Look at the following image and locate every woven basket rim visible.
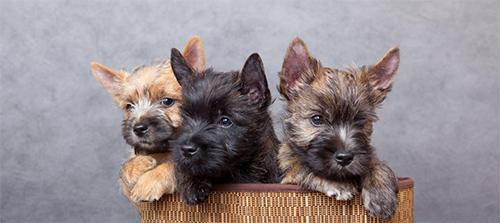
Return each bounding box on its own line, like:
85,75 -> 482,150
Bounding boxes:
212,177 -> 413,192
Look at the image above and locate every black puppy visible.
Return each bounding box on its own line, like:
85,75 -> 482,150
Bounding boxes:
170,48 -> 280,205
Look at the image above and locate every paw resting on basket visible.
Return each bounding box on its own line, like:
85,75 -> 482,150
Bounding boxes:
179,179 -> 212,206
362,187 -> 398,219
324,182 -> 358,201
121,155 -> 177,202
301,173 -> 358,201
361,169 -> 399,219
131,172 -> 164,202
121,155 -> 157,189
130,163 -> 176,202
361,157 -> 399,219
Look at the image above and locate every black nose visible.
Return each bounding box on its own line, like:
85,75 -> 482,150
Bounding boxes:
335,152 -> 354,166
181,145 -> 198,157
133,123 -> 149,137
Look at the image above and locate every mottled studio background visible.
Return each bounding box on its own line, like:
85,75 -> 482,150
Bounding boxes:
1,1 -> 498,222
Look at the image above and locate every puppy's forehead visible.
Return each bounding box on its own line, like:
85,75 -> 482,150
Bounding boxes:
121,61 -> 182,103
187,70 -> 239,102
182,70 -> 241,117
294,68 -> 372,117
323,68 -> 364,96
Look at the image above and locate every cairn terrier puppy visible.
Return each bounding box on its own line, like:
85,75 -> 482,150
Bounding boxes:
90,36 -> 205,207
170,48 -> 280,205
278,38 -> 399,219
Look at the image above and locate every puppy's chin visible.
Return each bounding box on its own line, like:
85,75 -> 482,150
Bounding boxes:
295,145 -> 371,181
127,139 -> 172,155
123,131 -> 175,154
175,158 -> 209,177
174,146 -> 229,178
309,158 -> 369,181
122,122 -> 179,154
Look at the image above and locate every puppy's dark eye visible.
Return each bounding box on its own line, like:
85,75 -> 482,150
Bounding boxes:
125,103 -> 134,110
218,117 -> 233,128
161,98 -> 175,107
310,115 -> 324,126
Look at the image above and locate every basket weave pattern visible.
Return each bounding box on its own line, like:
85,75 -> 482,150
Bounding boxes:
141,177 -> 413,223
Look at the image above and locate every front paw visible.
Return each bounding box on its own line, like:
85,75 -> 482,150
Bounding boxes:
362,187 -> 398,219
360,157 -> 399,219
121,155 -> 157,189
180,181 -> 212,205
304,174 -> 358,201
323,182 -> 358,201
130,171 -> 175,202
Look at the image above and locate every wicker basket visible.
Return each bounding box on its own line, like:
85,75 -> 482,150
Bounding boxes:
140,177 -> 413,223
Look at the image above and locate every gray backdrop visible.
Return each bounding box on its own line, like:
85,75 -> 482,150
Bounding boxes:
1,0 -> 498,222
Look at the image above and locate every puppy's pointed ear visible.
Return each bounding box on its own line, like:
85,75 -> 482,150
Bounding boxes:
90,62 -> 125,96
171,48 -> 196,87
182,36 -> 206,72
365,47 -> 400,104
279,38 -> 316,99
241,53 -> 271,109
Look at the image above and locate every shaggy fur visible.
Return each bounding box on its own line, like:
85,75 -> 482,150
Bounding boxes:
278,38 -> 399,219
171,48 -> 280,205
90,36 -> 205,209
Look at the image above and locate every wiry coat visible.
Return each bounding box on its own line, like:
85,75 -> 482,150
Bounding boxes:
278,38 -> 400,219
90,36 -> 205,210
171,49 -> 280,205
